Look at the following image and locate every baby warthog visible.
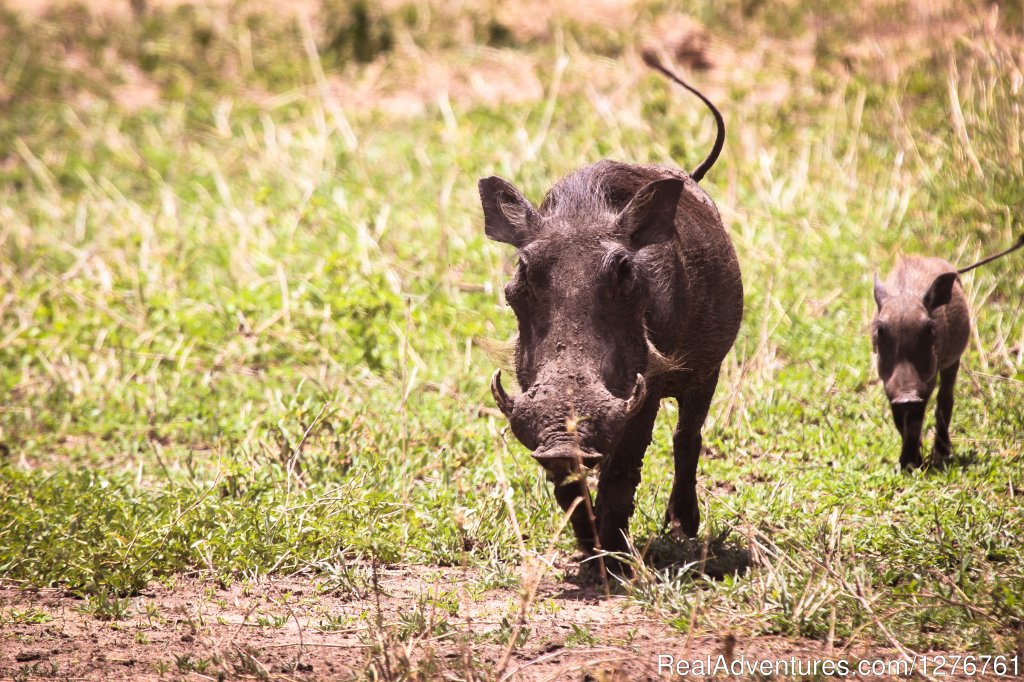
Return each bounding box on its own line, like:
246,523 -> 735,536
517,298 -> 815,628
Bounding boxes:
872,235 -> 1023,468
480,53 -> 742,573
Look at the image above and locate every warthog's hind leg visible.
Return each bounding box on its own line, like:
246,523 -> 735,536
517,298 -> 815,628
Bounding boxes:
666,368 -> 720,538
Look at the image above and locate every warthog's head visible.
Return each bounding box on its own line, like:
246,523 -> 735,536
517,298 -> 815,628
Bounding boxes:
480,168 -> 683,474
872,270 -> 958,411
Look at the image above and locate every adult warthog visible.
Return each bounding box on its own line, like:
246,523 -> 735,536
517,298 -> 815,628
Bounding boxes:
480,52 -> 743,573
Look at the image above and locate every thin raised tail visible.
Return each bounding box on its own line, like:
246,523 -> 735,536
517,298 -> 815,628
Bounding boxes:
641,49 -> 725,183
957,234 -> 1024,274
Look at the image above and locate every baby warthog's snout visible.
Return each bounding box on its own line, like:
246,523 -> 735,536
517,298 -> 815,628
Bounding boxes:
889,394 -> 926,406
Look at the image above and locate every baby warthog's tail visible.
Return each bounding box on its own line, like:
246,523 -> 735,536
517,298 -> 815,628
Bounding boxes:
641,48 -> 724,184
957,233 -> 1024,275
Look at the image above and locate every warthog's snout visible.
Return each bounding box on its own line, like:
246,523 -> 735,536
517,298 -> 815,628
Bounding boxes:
491,369 -> 647,422
890,395 -> 926,406
531,444 -> 602,474
890,399 -> 926,427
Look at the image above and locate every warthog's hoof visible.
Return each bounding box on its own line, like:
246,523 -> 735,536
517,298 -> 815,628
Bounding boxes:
929,441 -> 953,469
665,497 -> 700,538
899,451 -> 923,470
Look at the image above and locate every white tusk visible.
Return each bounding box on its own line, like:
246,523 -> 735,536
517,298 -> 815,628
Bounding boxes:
491,369 -> 515,418
624,373 -> 647,418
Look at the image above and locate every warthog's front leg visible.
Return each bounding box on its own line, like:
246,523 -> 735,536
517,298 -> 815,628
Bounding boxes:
892,399 -> 928,469
593,392 -> 661,571
550,469 -> 595,553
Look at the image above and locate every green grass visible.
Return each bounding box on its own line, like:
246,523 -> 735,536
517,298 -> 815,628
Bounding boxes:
1,0 -> 1022,664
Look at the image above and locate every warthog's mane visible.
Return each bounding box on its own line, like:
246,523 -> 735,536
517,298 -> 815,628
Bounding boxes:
537,161 -> 663,224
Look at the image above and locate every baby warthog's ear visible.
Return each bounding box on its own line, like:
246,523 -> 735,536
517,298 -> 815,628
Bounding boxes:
616,177 -> 684,250
873,273 -> 889,309
479,176 -> 540,248
923,271 -> 958,312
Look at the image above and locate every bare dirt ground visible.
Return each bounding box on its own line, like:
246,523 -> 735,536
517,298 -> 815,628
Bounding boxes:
1,560 -> 922,681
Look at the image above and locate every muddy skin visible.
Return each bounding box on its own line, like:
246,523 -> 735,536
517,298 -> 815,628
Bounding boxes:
872,257 -> 970,469
481,160 -> 743,575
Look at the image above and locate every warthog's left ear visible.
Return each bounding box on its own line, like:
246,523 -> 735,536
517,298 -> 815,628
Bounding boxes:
479,176 -> 540,248
923,271 -> 958,312
617,177 -> 684,250
873,273 -> 889,309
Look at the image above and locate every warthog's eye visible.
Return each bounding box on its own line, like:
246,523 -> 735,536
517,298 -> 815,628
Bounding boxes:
507,253 -> 546,304
873,325 -> 889,349
602,249 -> 635,292
516,256 -> 529,282
920,321 -> 935,345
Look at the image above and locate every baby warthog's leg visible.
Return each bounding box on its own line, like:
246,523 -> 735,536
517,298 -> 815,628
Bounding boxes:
931,360 -> 960,465
892,399 -> 927,469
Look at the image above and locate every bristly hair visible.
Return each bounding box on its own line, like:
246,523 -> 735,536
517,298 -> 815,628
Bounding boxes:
537,163 -> 621,224
475,336 -> 516,378
645,338 -> 690,378
537,161 -> 687,234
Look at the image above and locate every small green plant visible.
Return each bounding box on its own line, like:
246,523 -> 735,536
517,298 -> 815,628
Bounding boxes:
13,661 -> 59,681
255,613 -> 289,629
1,608 -> 52,625
565,623 -> 599,648
174,653 -> 216,674
317,612 -> 353,632
139,601 -> 163,627
483,616 -> 531,648
397,596 -> 453,642
78,590 -> 131,621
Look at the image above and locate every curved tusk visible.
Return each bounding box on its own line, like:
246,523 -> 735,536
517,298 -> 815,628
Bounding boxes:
491,369 -> 515,418
624,373 -> 647,418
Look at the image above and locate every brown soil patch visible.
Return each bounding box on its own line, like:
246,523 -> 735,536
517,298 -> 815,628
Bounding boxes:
1,561 -> 943,681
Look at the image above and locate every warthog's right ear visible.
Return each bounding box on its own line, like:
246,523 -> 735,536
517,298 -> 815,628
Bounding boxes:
873,273 -> 889,309
479,176 -> 540,248
923,271 -> 958,312
617,177 -> 684,250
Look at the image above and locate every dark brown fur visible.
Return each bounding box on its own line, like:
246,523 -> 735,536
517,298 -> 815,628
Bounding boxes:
872,257 -> 970,468
481,158 -> 742,567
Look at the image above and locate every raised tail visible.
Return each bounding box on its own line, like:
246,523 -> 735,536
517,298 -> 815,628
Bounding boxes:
641,48 -> 725,183
957,234 -> 1024,275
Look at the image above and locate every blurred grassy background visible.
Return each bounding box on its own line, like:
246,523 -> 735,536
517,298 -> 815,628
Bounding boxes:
0,0 -> 1022,664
